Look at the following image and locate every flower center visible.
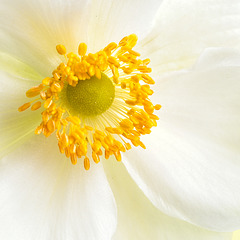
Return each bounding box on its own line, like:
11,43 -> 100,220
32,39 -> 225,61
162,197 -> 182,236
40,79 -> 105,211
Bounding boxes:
18,34 -> 161,170
65,73 -> 115,116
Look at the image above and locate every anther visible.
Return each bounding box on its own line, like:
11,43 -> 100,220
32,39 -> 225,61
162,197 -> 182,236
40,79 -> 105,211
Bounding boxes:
84,157 -> 90,170
78,43 -> 87,56
26,84 -> 44,98
18,102 -> 31,112
56,44 -> 67,55
31,101 -> 42,111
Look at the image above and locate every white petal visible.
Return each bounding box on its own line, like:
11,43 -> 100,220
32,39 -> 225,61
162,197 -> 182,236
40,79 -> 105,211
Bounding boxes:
194,47 -> 240,70
233,230 -> 240,240
0,0 -> 91,76
0,54 -> 43,157
0,135 -> 117,240
0,52 -> 42,81
0,0 -> 162,75
122,48 -> 240,231
86,0 -> 163,52
138,0 -> 240,75
103,159 -> 232,240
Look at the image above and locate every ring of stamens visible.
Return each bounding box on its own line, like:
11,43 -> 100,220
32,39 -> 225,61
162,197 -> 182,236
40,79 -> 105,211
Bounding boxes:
19,34 -> 161,170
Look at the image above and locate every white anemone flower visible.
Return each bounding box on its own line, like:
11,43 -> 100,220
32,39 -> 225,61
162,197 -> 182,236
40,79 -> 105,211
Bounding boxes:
0,0 -> 240,239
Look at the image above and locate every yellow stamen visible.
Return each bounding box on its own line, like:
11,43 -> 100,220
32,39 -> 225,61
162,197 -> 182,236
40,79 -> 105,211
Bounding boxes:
18,102 -> 31,112
26,84 -> 44,98
19,34 -> 161,170
71,153 -> 78,165
31,101 -> 42,111
154,104 -> 162,110
84,157 -> 90,170
78,43 -> 87,56
56,44 -> 67,55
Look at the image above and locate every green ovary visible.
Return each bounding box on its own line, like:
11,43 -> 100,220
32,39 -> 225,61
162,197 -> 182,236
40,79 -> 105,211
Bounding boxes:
66,73 -> 115,117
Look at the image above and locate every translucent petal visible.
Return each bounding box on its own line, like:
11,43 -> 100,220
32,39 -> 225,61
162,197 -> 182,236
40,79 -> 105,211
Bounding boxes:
0,52 -> 42,81
0,135 -> 117,240
104,159 -> 232,240
138,0 -> 240,76
85,0 -> 163,52
0,55 -> 43,158
232,230 -> 240,240
122,48 -> 240,231
0,0 -> 162,75
0,0 -> 91,75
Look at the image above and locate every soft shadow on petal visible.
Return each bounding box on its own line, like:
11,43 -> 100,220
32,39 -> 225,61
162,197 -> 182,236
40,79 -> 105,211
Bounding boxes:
0,55 -> 43,158
138,0 -> 240,76
122,48 -> 240,231
0,135 -> 117,240
103,159 -> 232,240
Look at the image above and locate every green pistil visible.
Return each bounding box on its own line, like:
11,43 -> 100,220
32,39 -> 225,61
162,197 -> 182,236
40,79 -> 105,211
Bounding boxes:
66,73 -> 115,117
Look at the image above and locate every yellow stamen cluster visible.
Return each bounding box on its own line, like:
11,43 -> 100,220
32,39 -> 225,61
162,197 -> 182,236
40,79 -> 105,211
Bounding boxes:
18,34 -> 161,170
